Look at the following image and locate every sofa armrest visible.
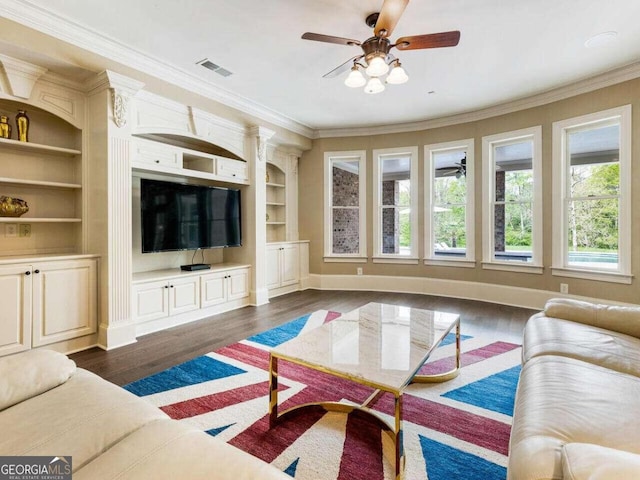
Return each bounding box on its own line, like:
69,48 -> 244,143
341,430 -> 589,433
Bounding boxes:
544,298 -> 640,339
562,443 -> 640,480
0,349 -> 76,411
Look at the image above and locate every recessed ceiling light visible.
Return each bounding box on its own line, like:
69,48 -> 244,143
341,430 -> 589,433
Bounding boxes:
585,31 -> 618,48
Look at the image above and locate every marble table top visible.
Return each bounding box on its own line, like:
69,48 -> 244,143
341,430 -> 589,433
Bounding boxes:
271,302 -> 459,392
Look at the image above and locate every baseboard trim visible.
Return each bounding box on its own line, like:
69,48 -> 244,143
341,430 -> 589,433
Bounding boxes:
97,322 -> 137,350
307,274 -> 626,310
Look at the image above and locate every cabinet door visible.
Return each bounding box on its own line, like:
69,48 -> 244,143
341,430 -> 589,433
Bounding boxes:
200,271 -> 227,307
216,157 -> 248,182
266,246 -> 282,289
133,279 -> 169,324
169,276 -> 200,315
227,268 -> 249,301
280,243 -> 300,287
32,259 -> 97,347
0,265 -> 32,356
134,141 -> 182,168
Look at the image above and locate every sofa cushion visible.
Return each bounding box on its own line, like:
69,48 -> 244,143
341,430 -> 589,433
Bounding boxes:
74,418 -> 291,480
523,314 -> 640,377
0,349 -> 76,411
544,298 -> 640,338
0,368 -> 168,471
562,443 -> 640,480
507,355 -> 640,480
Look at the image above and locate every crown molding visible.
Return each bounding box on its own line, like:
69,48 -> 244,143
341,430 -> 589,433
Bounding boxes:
314,60 -> 640,138
0,0 -> 315,138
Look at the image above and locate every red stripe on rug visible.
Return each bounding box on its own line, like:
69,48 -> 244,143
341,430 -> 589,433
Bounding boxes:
338,411 -> 385,480
160,381 -> 289,420
419,340 -> 520,375
324,311 -> 342,323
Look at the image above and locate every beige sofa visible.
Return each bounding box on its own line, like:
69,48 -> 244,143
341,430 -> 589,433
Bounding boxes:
507,298 -> 640,480
0,349 -> 290,480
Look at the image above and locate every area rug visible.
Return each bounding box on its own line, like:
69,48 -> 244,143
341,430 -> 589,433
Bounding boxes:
124,310 -> 522,480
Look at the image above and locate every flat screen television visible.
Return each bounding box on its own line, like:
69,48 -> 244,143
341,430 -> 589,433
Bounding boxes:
140,178 -> 241,253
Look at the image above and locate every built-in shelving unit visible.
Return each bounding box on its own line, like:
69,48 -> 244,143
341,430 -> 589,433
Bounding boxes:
266,163 -> 286,242
0,99 -> 83,257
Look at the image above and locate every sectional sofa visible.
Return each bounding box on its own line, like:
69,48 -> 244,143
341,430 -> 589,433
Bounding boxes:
0,349 -> 289,479
508,298 -> 640,479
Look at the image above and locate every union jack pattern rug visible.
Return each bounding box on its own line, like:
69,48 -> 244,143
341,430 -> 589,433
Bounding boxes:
124,310 -> 521,480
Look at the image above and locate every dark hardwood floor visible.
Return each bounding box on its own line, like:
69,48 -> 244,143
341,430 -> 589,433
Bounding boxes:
70,289 -> 537,386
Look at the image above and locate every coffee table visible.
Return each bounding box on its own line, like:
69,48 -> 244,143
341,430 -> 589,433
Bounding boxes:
268,302 -> 460,479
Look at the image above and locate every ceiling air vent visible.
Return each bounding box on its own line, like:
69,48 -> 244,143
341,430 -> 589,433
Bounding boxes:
197,58 -> 233,77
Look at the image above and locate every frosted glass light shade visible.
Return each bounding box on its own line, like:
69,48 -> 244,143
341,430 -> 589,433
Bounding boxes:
344,68 -> 366,88
387,65 -> 409,84
364,77 -> 385,94
365,56 -> 389,77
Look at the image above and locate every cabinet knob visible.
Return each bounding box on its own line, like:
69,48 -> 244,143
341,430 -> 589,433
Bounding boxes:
25,271 -> 31,275
155,160 -> 160,163
170,285 -> 174,288
34,269 -> 40,274
164,285 -> 169,289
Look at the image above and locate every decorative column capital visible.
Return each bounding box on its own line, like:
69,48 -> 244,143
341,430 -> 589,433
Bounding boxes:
0,54 -> 47,99
87,70 -> 145,128
248,126 -> 276,163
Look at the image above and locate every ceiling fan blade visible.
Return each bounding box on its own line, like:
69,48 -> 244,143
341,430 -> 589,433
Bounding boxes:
395,31 -> 461,50
374,0 -> 409,38
322,55 -> 363,78
302,32 -> 361,46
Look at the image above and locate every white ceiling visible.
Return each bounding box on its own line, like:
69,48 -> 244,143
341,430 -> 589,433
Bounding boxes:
7,0 -> 640,134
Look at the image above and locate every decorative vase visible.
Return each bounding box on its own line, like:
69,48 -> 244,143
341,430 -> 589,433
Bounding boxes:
265,171 -> 270,183
0,196 -> 29,217
0,116 -> 11,139
15,110 -> 29,142
266,213 -> 270,222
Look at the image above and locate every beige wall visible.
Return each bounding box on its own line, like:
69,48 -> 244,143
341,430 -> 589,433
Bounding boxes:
299,77 -> 640,304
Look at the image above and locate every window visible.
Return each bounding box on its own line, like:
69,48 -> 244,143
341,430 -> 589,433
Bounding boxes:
424,139 -> 475,267
372,146 -> 418,263
324,151 -> 367,261
552,105 -> 631,283
482,127 -> 542,273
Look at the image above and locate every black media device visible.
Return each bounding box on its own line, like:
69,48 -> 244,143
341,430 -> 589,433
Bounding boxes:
180,263 -> 211,271
140,179 -> 242,263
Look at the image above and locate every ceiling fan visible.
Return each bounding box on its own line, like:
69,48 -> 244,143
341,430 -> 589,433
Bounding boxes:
436,155 -> 466,178
301,0 -> 460,94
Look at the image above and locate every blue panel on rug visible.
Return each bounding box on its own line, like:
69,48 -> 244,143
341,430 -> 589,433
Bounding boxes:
124,356 -> 246,397
206,423 -> 235,437
284,458 -> 299,477
440,331 -> 472,347
442,365 -> 521,416
419,435 -> 506,480
247,314 -> 311,347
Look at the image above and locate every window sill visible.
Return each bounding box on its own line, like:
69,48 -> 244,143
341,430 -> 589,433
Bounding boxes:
551,267 -> 633,284
481,262 -> 543,274
324,256 -> 368,263
424,259 -> 476,268
372,257 -> 420,265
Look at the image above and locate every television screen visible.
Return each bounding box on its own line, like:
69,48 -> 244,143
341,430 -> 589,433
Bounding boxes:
141,178 -> 241,253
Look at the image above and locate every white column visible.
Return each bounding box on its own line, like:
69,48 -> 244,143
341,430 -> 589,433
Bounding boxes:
247,126 -> 275,305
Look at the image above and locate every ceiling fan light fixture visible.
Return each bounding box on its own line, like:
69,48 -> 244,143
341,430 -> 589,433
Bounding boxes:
344,66 -> 366,88
364,77 -> 385,94
365,55 -> 389,77
386,62 -> 408,84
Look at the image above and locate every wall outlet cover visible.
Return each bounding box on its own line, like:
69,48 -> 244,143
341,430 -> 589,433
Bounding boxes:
19,224 -> 31,237
5,223 -> 17,237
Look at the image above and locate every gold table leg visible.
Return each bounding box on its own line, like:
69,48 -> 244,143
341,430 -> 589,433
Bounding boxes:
412,319 -> 461,384
268,353 -> 278,428
394,393 -> 405,480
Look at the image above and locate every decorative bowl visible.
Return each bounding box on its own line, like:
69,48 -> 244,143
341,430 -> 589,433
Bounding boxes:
0,196 -> 29,217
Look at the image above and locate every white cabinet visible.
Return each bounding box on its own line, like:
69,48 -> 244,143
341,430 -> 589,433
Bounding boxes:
201,268 -> 249,308
133,275 -> 200,323
267,243 -> 299,290
132,264 -> 250,335
0,257 -> 98,356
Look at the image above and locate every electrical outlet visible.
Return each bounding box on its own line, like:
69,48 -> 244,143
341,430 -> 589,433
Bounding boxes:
357,267 -> 363,276
5,223 -> 17,237
560,283 -> 569,294
19,224 -> 31,238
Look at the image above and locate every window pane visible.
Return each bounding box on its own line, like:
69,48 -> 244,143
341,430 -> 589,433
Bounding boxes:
434,206 -> 466,256
494,202 -> 532,262
332,161 -> 360,207
495,141 -> 533,202
332,208 -> 359,254
567,198 -> 618,269
382,206 -> 398,254
569,124 -> 619,198
434,175 -> 466,205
